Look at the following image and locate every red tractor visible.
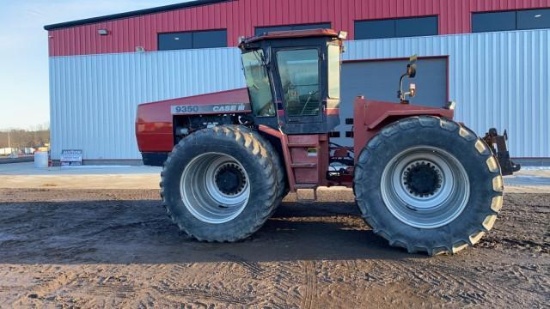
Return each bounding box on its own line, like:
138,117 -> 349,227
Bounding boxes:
136,29 -> 520,255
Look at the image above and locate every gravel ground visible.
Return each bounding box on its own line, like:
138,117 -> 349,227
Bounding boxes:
0,163 -> 548,308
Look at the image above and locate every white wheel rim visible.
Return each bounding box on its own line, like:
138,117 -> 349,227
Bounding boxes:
180,153 -> 250,224
380,146 -> 470,229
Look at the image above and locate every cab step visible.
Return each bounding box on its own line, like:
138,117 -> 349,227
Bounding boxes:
295,184 -> 317,202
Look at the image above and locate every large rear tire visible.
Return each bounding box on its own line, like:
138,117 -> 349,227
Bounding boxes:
354,116 -> 503,255
160,125 -> 279,242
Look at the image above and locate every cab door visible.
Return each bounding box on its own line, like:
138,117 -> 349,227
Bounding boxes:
275,48 -> 325,134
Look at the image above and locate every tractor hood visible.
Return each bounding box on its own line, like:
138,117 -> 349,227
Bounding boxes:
136,88 -> 250,152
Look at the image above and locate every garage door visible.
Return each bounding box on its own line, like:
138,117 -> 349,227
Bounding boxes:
331,57 -> 448,147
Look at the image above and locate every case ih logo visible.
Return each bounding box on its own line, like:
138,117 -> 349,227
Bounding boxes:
171,103 -> 251,115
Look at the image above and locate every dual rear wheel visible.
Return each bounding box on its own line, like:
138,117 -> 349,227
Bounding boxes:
161,125 -> 284,242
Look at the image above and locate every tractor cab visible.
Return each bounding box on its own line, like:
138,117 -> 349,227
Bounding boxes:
238,29 -> 346,134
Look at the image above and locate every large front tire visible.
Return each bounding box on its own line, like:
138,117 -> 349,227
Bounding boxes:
161,125 -> 279,242
354,116 -> 503,255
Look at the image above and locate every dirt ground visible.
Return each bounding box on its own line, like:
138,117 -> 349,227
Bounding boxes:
0,185 -> 548,308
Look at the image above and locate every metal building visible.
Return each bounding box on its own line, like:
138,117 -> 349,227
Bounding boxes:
44,0 -> 550,163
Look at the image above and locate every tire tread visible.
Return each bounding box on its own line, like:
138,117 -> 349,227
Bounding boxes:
354,116 -> 504,255
160,125 -> 279,242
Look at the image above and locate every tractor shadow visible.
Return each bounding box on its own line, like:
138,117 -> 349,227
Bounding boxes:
0,196 -> 420,265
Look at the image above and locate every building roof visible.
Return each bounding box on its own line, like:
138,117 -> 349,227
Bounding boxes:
44,0 -> 230,31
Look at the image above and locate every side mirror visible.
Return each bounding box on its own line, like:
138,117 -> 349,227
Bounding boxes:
398,55 -> 418,103
407,63 -> 416,78
406,54 -> 417,78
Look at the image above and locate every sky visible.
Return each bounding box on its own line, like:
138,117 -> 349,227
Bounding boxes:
0,0 -> 189,131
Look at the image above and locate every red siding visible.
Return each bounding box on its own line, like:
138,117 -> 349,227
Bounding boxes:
47,0 -> 550,56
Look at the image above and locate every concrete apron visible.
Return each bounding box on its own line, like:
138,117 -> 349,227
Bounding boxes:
0,162 -> 549,193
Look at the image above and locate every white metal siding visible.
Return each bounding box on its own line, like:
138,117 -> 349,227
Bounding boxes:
49,48 -> 243,160
49,29 -> 549,160
345,29 -> 550,158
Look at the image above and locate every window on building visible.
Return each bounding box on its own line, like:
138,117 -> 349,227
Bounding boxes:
472,9 -> 550,33
472,11 -> 517,32
517,9 -> 550,30
355,19 -> 394,39
355,16 -> 438,40
396,17 -> 439,37
158,29 -> 227,50
255,23 -> 331,36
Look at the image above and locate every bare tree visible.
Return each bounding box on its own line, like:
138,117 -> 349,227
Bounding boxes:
0,126 -> 50,151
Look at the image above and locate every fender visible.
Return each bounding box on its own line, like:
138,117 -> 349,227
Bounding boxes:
352,97 -> 454,156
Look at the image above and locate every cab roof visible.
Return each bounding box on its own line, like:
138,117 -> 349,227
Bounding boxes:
240,28 -> 341,46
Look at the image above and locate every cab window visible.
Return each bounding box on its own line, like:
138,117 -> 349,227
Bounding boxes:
276,49 -> 320,116
327,44 -> 340,99
242,50 -> 275,117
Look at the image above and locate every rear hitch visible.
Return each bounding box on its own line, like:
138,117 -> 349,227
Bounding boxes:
483,128 -> 521,176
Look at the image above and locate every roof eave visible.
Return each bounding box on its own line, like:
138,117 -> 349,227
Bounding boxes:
44,0 -> 230,31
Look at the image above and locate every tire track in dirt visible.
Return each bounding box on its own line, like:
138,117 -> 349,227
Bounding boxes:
150,262 -> 258,307
263,262 -> 302,308
423,264 -> 491,306
217,253 -> 264,278
413,259 -> 535,307
152,285 -> 253,305
38,267 -> 140,307
368,259 -> 518,307
300,260 -> 317,309
14,265 -> 170,308
214,254 -> 307,308
209,252 -> 315,308
11,267 -> 80,306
